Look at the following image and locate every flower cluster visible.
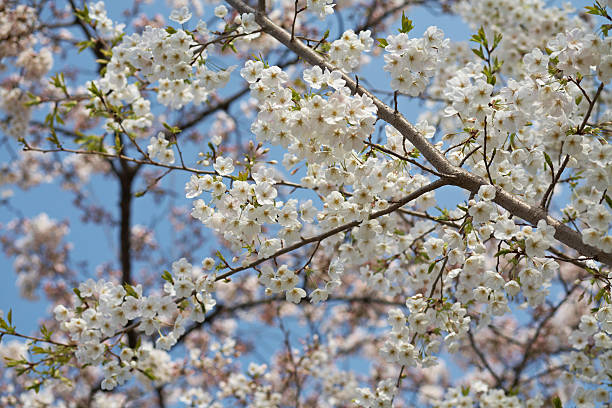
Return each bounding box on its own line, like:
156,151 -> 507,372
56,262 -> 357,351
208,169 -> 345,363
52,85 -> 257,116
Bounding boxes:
88,1 -> 125,39
184,62 -> 382,260
246,61 -> 377,163
382,295 -> 470,368
2,214 -> 71,300
328,29 -> 374,73
307,0 -> 335,20
354,379 -> 397,408
147,132 -> 176,164
0,4 -> 54,138
15,47 -> 53,81
235,12 -> 261,38
90,13 -> 236,133
0,5 -> 37,59
2,0 -> 612,406
435,385 -> 546,408
384,26 -> 450,96
51,257 -> 216,390
0,87 -> 33,138
258,264 -> 306,303
561,307 -> 612,394
454,0 -> 575,77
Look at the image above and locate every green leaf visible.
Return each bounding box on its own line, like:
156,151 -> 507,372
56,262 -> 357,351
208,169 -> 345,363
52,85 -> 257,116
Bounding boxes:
25,93 -> 42,107
290,88 -> 301,103
471,46 -> 484,59
543,152 -> 554,171
494,249 -> 513,257
377,38 -> 389,48
161,270 -> 174,285
123,283 -> 139,298
114,133 -> 123,152
62,101 -> 77,112
237,171 -> 249,181
478,26 -> 488,48
87,82 -> 102,98
0,318 -> 9,331
73,288 -> 85,301
461,386 -> 470,396
49,73 -> 68,95
603,194 -> 612,209
76,39 -> 95,53
585,6 -> 601,15
40,324 -> 52,340
493,56 -> 503,71
398,12 -> 414,34
165,26 -> 177,34
142,368 -> 157,381
552,396 -> 563,408
7,309 -> 12,326
75,134 -> 105,152
162,122 -> 181,134
492,32 -> 503,49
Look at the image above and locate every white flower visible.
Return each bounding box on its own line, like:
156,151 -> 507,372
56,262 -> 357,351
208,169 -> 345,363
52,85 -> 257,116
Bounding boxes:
568,330 -> 589,350
185,175 -> 205,198
323,69 -> 345,90
254,182 -> 277,205
494,218 -> 518,240
309,288 -> 328,304
53,305 -> 70,321
214,5 -> 228,18
478,184 -> 496,201
285,287 -> 306,303
196,20 -> 208,34
468,200 -> 495,224
214,157 -> 234,176
241,60 -> 264,83
169,7 -> 192,24
424,237 -> 445,258
155,332 -> 177,350
300,200 -> 316,223
240,13 -> 260,34
504,280 -> 520,297
174,278 -> 195,298
307,0 -> 335,20
303,66 -> 324,89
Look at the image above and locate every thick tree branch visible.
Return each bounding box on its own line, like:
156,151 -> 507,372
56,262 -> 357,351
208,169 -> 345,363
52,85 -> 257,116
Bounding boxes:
118,163 -> 138,348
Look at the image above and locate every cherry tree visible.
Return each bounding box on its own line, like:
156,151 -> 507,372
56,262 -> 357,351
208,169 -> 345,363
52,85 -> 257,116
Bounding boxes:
0,0 -> 611,406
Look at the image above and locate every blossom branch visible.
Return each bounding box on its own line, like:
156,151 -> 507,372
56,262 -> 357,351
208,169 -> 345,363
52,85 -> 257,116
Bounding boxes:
467,328 -> 504,389
20,143 -> 305,190
510,283 -> 579,389
224,0 -> 612,267
215,178 -> 449,281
